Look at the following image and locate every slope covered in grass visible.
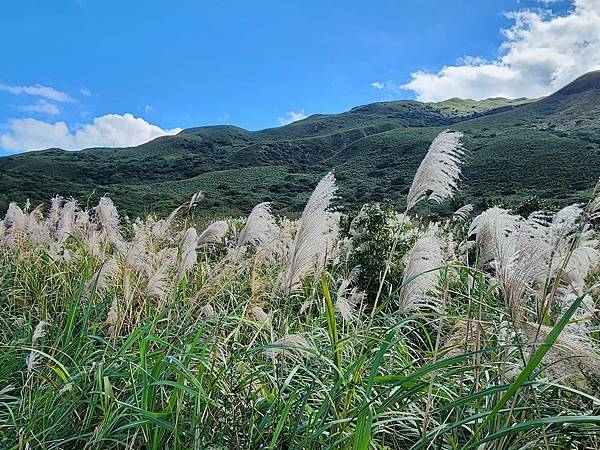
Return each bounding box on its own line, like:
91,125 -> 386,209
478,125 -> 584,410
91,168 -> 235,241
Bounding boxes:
1,72 -> 599,218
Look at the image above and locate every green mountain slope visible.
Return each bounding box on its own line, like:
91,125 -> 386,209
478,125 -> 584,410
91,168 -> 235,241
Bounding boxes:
1,72 -> 599,217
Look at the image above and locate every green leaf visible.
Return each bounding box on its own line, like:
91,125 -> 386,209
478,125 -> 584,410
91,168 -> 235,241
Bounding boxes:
321,272 -> 342,373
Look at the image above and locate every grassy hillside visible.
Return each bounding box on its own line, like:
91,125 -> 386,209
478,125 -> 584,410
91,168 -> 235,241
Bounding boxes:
1,72 -> 599,217
429,96 -> 533,117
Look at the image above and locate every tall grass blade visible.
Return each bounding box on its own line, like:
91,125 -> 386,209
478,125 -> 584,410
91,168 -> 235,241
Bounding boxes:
462,291 -> 588,449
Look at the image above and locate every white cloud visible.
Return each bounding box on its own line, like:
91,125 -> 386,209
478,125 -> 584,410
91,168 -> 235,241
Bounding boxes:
370,81 -> 385,90
278,109 -> 307,125
80,87 -> 92,96
0,113 -> 182,152
402,0 -> 600,101
0,83 -> 73,102
20,100 -> 60,115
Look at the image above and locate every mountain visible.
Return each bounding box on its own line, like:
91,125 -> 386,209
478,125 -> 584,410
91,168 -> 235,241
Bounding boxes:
1,72 -> 600,218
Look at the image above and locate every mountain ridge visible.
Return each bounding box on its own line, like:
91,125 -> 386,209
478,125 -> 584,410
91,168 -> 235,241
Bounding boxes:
1,71 -> 599,217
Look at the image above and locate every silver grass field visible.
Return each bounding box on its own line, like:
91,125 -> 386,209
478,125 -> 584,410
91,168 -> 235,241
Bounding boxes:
1,130 -> 599,449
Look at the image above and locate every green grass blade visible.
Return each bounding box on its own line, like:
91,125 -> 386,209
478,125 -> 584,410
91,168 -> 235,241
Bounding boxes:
462,291 -> 587,449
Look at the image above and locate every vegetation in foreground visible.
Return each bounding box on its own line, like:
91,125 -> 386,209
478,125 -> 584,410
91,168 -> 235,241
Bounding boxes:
1,130 -> 600,449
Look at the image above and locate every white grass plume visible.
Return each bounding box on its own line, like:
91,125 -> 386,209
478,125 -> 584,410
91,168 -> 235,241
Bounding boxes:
9,203 -> 29,243
2,202 -> 26,248
588,177 -> 600,221
26,352 -> 38,373
47,195 -> 63,229
198,221 -> 229,245
94,196 -> 123,246
550,204 -> 583,244
146,264 -> 171,301
200,304 -> 216,318
335,266 -> 366,321
559,288 -> 598,340
468,207 -> 521,267
562,242 -> 600,294
56,199 -> 77,245
74,208 -> 91,231
26,204 -> 49,245
181,226 -> 198,251
122,239 -> 149,270
522,321 -> 600,390
32,321 -> 47,343
237,202 -> 279,248
26,320 -> 47,372
106,297 -> 119,338
452,204 -> 474,222
493,250 -> 542,328
399,228 -> 445,314
265,334 -> 311,361
177,227 -> 198,282
93,258 -> 120,295
188,191 -> 204,208
470,207 -> 554,326
264,217 -> 295,263
145,251 -> 176,303
282,172 -> 339,293
406,130 -> 465,211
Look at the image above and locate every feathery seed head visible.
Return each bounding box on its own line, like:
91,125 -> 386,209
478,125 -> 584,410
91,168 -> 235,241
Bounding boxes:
32,321 -> 47,343
282,172 -> 339,293
452,204 -> 474,222
406,130 -> 465,211
399,228 -> 445,314
335,266 -> 365,321
94,196 -> 122,246
588,177 -> 600,221
56,199 -> 77,244
198,221 -> 229,245
237,202 -> 279,248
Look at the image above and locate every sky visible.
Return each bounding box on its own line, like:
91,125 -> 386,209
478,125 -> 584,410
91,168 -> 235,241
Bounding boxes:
1,0 -> 599,154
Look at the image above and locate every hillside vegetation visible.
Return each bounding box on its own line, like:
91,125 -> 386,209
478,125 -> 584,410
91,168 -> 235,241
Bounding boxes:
1,130 -> 599,448
1,72 -> 600,218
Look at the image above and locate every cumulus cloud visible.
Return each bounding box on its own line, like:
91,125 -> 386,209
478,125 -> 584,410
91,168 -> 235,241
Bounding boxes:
80,87 -> 92,96
20,100 -> 60,115
0,83 -> 73,102
370,81 -> 385,90
278,110 -> 307,125
402,0 -> 600,101
0,113 -> 182,152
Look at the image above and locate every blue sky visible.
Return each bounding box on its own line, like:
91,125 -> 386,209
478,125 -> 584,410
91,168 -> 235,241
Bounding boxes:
1,0 -> 597,154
